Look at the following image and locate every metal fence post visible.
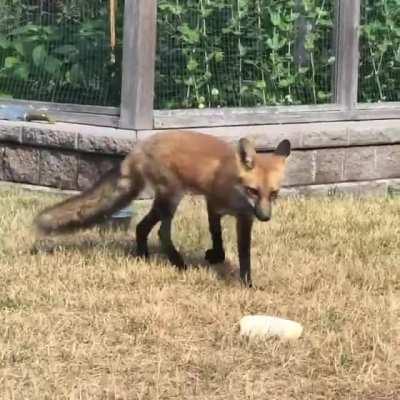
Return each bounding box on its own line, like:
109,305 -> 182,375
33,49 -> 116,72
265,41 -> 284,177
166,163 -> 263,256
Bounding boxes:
119,0 -> 158,130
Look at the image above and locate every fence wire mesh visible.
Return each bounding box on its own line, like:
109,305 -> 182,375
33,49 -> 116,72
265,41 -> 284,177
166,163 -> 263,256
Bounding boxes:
358,0 -> 400,103
0,0 -> 123,107
155,0 -> 336,110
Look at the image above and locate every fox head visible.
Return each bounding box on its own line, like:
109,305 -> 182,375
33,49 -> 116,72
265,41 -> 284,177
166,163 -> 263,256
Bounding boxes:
237,138 -> 291,221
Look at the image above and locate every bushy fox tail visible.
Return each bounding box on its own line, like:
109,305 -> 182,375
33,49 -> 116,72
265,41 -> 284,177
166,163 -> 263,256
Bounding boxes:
34,162 -> 145,235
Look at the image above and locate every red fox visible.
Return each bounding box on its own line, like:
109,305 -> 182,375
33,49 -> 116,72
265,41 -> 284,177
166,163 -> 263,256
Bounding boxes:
34,130 -> 291,287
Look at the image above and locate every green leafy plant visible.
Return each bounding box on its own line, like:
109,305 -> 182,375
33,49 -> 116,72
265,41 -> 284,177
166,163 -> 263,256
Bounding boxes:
2,1 -> 396,110
0,0 -> 123,106
155,0 -> 335,109
359,0 -> 400,103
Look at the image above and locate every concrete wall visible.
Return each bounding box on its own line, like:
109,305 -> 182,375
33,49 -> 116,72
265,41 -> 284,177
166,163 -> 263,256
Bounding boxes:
1,119 -> 400,196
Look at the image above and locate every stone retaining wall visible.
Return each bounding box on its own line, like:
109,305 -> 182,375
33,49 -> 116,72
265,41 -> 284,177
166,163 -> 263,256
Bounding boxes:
1,119 -> 400,196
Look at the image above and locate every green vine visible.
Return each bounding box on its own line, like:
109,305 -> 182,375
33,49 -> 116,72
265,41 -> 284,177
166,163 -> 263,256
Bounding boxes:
359,0 -> 400,103
155,0 -> 335,109
0,0 -> 123,106
1,1 -> 398,109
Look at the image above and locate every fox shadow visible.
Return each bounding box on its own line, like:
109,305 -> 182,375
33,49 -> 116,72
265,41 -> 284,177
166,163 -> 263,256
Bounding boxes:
30,235 -> 238,284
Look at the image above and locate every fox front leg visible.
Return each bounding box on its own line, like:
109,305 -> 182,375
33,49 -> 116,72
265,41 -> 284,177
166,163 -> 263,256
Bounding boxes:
236,215 -> 254,288
205,202 -> 225,264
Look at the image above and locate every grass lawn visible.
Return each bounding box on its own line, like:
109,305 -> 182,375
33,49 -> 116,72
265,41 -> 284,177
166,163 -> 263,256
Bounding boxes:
0,188 -> 400,399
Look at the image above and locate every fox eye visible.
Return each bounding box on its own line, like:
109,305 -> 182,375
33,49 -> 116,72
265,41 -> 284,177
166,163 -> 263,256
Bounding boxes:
270,191 -> 279,201
245,186 -> 259,198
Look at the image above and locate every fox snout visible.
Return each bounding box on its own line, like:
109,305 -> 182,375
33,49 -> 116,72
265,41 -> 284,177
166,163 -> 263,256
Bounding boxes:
254,200 -> 271,222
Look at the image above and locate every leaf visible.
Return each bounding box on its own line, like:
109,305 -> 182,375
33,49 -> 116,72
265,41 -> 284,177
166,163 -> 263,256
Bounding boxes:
214,51 -> 224,63
178,24 -> 200,44
42,26 -> 55,35
278,79 -> 290,88
255,80 -> 266,89
69,63 -> 85,85
13,41 -> 26,56
298,66 -> 309,74
183,77 -> 195,86
158,3 -> 183,15
239,43 -> 247,56
44,56 -> 62,75
266,33 -> 287,50
187,58 -> 198,71
4,57 -> 18,69
23,35 -> 40,43
13,63 -> 29,80
32,45 -> 47,66
268,8 -> 282,27
54,45 -> 79,56
0,35 -> 10,49
317,91 -> 331,100
11,24 -> 40,36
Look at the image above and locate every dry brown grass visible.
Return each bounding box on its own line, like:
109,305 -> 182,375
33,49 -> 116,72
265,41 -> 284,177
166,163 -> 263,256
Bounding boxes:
0,188 -> 400,399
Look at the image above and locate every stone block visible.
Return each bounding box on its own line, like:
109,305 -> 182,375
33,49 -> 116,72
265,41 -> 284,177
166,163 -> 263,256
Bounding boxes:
302,129 -> 348,148
21,126 -> 76,150
77,131 -> 135,155
283,150 -> 315,186
281,179 -> 391,198
375,145 -> 400,179
314,148 -> 345,184
0,124 -> 21,143
40,150 -> 79,190
77,154 -> 121,190
3,146 -> 40,184
348,126 -> 400,146
343,147 -> 378,181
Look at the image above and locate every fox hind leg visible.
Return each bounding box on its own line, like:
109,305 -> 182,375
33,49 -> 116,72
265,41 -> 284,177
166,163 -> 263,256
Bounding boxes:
135,202 -> 161,258
136,193 -> 185,269
157,195 -> 185,269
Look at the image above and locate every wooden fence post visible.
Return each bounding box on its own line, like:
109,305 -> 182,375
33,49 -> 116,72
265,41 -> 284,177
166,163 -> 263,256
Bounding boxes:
334,0 -> 361,112
119,0 -> 158,130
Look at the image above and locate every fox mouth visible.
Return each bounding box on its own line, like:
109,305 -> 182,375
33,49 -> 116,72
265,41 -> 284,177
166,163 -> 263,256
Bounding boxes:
254,204 -> 271,221
254,210 -> 271,222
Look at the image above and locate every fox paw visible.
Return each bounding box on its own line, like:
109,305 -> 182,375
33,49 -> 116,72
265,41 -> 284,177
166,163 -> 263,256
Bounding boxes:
169,252 -> 187,270
205,249 -> 225,264
136,247 -> 149,259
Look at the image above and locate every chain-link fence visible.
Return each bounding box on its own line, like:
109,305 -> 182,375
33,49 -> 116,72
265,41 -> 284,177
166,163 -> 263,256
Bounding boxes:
155,0 -> 336,110
358,0 -> 400,103
0,0 -> 123,106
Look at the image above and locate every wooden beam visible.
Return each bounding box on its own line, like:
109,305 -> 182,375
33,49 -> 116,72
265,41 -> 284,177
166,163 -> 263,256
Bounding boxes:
334,0 -> 361,110
45,111 -> 120,127
154,105 -> 346,129
0,99 -> 120,127
119,0 -> 157,130
0,98 -> 119,116
351,102 -> 400,120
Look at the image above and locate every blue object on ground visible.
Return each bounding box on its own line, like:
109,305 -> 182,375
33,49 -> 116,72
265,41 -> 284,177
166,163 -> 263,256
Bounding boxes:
0,104 -> 52,122
0,104 -> 29,120
111,206 -> 134,219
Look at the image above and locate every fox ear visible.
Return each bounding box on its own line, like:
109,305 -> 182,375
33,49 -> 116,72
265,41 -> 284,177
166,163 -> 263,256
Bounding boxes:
238,138 -> 256,170
275,139 -> 291,158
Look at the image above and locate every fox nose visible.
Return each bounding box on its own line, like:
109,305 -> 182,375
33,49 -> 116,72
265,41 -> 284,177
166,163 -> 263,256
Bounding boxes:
256,212 -> 271,222
254,204 -> 271,221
